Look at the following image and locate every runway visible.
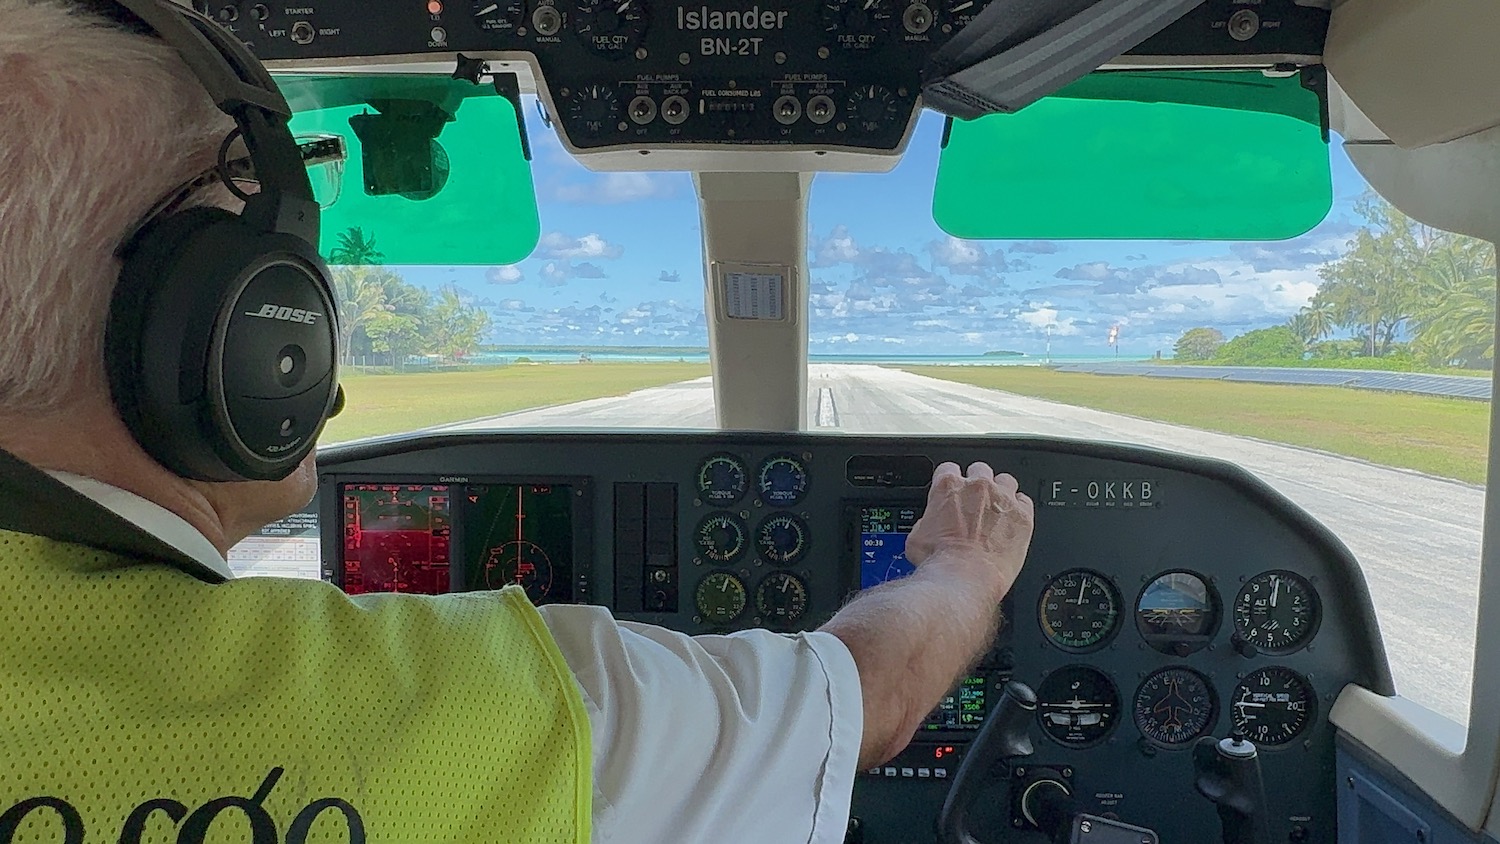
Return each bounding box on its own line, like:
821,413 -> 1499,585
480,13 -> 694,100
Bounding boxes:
453,364 -> 1485,723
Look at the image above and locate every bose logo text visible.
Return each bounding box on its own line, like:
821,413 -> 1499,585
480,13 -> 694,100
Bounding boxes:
246,304 -> 321,325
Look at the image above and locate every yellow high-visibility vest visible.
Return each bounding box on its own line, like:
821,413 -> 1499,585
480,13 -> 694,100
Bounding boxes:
0,529 -> 590,844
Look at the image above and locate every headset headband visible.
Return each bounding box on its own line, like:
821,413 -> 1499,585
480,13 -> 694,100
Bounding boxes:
106,0 -> 320,244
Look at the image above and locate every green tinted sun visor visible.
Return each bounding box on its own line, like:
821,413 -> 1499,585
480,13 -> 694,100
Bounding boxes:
279,75 -> 539,265
933,70 -> 1333,241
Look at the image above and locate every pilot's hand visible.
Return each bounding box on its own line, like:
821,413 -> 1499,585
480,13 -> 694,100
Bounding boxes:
905,462 -> 1033,598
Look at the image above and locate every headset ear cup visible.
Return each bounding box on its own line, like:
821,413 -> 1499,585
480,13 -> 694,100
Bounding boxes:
106,207 -> 238,469
107,210 -> 339,482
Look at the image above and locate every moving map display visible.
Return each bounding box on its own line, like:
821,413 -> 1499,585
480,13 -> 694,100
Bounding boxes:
461,483 -> 575,605
859,504 -> 921,589
341,483 -> 451,595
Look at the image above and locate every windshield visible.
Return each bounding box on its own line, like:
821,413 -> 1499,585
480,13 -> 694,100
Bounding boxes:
320,105 -> 1493,727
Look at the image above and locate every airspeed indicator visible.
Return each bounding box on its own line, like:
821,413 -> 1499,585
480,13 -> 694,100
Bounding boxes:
1038,569 -> 1121,652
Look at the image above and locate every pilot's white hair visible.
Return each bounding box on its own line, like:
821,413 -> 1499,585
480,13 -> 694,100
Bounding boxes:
0,0 -> 231,413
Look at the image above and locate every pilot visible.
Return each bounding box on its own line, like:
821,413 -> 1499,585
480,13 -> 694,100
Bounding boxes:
0,1 -> 1032,842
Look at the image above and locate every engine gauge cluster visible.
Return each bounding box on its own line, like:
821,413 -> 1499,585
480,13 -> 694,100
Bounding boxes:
691,451 -> 817,632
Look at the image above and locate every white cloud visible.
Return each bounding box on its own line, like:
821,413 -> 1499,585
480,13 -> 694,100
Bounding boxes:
537,232 -> 625,260
811,225 -> 862,267
1017,305 -> 1081,336
487,265 -> 523,285
928,236 -> 1008,276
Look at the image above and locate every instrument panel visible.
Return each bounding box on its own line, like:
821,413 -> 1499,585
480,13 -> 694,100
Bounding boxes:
219,0 -> 1329,161
312,432 -> 1391,844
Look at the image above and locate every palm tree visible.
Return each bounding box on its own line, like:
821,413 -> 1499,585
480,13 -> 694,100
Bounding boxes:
1300,301 -> 1336,343
329,227 -> 385,266
331,266 -> 391,366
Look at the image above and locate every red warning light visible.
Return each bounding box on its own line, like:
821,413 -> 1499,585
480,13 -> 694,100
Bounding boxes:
426,0 -> 443,14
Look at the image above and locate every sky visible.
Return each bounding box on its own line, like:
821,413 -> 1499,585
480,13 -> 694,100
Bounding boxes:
402,101 -> 1373,357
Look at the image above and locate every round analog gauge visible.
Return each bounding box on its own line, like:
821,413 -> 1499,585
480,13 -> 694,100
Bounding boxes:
695,571 -> 747,623
470,0 -> 526,32
845,84 -> 903,133
1233,571 -> 1320,654
755,571 -> 809,626
1136,571 -> 1220,656
822,0 -> 897,50
566,83 -> 620,136
572,0 -> 648,57
1036,665 -> 1120,747
757,454 -> 809,506
757,513 -> 809,565
697,453 -> 748,506
1038,569 -> 1122,652
939,0 -> 985,32
694,513 -> 747,563
484,540 -> 554,603
1231,667 -> 1315,746
1134,667 -> 1217,747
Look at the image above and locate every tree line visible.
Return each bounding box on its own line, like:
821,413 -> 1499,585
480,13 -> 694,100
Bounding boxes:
327,228 -> 492,368
1176,196 -> 1496,368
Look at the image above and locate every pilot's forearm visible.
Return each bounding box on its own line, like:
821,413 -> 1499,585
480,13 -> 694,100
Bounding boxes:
821,551 -> 1008,768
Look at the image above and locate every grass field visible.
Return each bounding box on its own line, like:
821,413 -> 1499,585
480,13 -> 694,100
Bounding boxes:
320,363 -> 709,443
903,366 -> 1491,484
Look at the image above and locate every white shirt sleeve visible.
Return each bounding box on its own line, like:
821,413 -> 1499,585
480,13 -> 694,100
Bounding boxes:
535,604 -> 864,844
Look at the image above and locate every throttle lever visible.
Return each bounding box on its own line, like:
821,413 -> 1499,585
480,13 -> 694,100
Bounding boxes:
1192,737 -> 1273,844
937,681 -> 1037,844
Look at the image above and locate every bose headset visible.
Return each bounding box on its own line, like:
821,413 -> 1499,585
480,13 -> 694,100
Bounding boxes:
101,0 -> 343,482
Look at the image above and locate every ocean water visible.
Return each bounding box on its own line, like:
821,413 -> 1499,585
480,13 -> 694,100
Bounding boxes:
470,350 -> 1148,366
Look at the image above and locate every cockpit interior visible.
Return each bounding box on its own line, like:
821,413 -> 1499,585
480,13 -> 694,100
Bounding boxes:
211,1 -> 1500,841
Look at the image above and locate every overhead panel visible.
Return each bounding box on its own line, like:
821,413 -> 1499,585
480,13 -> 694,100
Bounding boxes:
230,0 -> 1329,173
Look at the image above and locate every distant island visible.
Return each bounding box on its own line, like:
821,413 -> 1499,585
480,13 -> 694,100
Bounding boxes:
983,350 -> 1026,358
479,345 -> 708,356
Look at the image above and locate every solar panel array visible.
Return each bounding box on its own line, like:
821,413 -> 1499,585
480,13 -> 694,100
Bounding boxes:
1051,363 -> 1492,400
